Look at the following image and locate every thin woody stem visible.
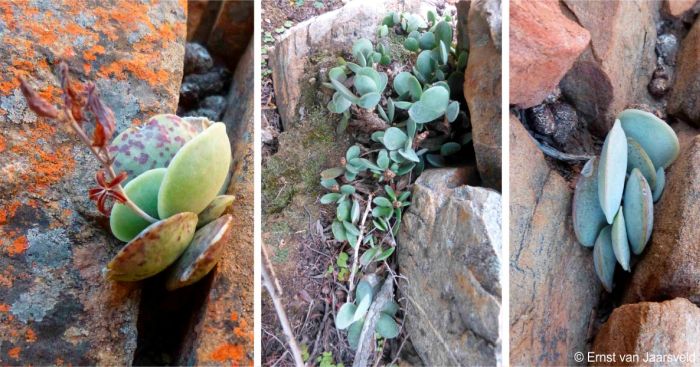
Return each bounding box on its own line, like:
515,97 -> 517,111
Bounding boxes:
62,110 -> 157,223
348,194 -> 373,302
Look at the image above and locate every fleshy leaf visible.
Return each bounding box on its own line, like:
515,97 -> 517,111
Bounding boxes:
165,214 -> 233,290
336,303 -> 357,330
158,123 -> 231,218
106,212 -> 198,281
572,158 -> 607,247
611,207 -> 630,271
376,312 -> 400,339
627,137 -> 656,188
618,109 -> 679,169
593,226 -> 616,293
197,195 -> 234,228
623,168 -> 654,255
110,168 -> 166,242
653,167 -> 665,203
109,114 -> 198,184
598,119 -> 627,224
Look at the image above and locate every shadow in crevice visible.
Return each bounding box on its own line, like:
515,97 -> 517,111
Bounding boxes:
131,269 -> 216,366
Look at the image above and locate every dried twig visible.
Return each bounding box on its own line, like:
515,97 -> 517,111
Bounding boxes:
262,244 -> 305,367
348,194 -> 373,302
353,274 -> 394,367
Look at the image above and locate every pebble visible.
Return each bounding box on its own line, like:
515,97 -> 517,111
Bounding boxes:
527,104 -> 556,136
183,66 -> 232,100
201,95 -> 228,119
550,102 -> 578,145
648,77 -> 670,98
184,43 -> 214,75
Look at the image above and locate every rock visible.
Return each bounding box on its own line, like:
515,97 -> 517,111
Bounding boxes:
464,0 -> 502,191
206,1 -> 254,72
510,115 -> 600,366
182,67 -> 232,101
648,76 -> 670,98
186,1 -> 219,42
559,0 -> 657,136
624,133 -> 700,305
184,43 -> 214,75
200,95 -> 228,120
527,104 -> 556,136
270,0 -> 421,128
0,1 -> 185,365
592,298 -> 700,366
657,33 -> 679,65
526,102 -> 578,147
550,102 -> 578,145
397,167 -> 501,367
668,18 -> 700,126
510,0 -> 590,108
178,39 -> 253,366
455,1 -> 471,51
664,0 -> 699,18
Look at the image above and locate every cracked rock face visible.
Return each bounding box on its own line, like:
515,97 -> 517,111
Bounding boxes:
0,1 -> 185,365
397,167 -> 502,366
509,115 -> 599,366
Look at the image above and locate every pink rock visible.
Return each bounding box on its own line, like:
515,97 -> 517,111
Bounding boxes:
510,0 -> 590,108
593,298 -> 700,367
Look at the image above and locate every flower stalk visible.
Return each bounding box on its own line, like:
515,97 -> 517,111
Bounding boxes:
19,63 -> 157,223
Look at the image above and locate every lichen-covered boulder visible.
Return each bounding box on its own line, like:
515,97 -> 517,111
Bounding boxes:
0,1 -> 185,364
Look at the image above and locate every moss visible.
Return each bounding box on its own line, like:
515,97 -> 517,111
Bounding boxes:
262,50 -> 350,215
384,32 -> 414,66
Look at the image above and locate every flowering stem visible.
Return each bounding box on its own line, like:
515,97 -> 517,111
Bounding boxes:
62,109 -> 158,223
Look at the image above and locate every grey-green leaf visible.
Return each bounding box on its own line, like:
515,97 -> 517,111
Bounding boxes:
611,207 -> 631,272
336,303 -> 357,330
573,158 -> 607,247
347,320 -> 363,350
376,313 -> 400,339
623,168 -> 654,255
383,127 -> 408,151
627,137 -> 656,188
593,226 -> 616,292
653,167 -> 665,203
598,119 -> 628,224
618,109 -> 679,169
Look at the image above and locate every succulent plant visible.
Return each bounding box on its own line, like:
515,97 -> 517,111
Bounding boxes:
20,64 -> 235,291
573,109 -> 679,291
335,277 -> 400,349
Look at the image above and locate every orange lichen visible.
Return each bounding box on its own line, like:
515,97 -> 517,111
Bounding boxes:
7,236 -> 28,256
25,329 -> 37,343
230,312 -> 238,322
0,304 -> 9,312
9,121 -> 75,192
8,347 -> 20,360
210,343 -> 245,364
0,269 -> 13,288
